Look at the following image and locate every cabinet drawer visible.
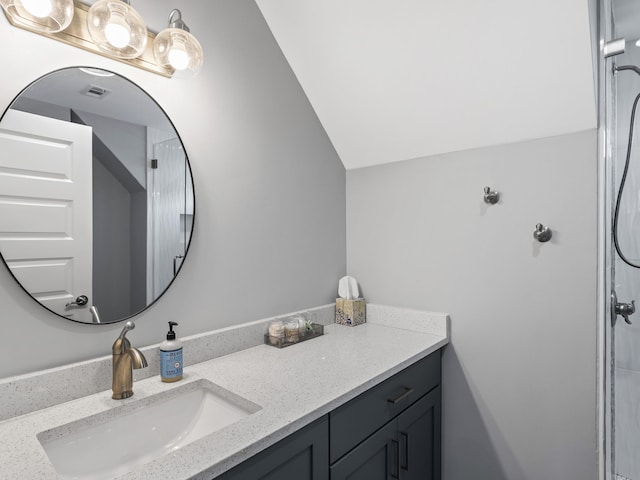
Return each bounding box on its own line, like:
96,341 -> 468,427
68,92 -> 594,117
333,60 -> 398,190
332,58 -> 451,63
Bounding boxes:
329,351 -> 441,463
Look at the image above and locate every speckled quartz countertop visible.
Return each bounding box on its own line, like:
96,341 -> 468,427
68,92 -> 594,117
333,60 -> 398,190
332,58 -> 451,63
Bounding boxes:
0,307 -> 448,480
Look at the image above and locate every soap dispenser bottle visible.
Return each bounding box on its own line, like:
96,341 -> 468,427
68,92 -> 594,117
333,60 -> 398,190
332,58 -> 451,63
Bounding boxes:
160,321 -> 183,383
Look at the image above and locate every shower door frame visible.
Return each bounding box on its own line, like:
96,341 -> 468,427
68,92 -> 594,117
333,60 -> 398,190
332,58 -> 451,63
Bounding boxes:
597,0 -> 614,479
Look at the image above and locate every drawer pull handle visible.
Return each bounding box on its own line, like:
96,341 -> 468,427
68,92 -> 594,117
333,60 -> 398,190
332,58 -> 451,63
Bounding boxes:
400,431 -> 409,470
390,439 -> 400,479
388,387 -> 414,405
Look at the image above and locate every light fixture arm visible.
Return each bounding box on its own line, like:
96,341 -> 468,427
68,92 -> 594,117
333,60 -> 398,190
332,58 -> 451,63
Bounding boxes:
168,8 -> 189,32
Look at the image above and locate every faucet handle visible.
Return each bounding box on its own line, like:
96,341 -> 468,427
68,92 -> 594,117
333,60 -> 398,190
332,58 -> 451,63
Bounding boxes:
615,299 -> 635,325
622,300 -> 635,325
113,321 -> 136,352
118,321 -> 136,340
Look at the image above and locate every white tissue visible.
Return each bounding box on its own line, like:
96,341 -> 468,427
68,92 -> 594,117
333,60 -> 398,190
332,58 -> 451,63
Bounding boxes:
338,276 -> 360,299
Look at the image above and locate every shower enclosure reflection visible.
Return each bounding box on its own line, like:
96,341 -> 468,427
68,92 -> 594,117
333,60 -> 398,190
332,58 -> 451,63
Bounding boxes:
150,137 -> 194,302
606,1 -> 640,478
0,67 -> 194,324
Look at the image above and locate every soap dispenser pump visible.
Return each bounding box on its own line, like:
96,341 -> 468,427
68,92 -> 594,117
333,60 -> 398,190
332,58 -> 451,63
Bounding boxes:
160,321 -> 183,383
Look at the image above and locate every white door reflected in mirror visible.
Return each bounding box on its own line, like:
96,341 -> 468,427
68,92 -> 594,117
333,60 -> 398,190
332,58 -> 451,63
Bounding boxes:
0,109 -> 93,323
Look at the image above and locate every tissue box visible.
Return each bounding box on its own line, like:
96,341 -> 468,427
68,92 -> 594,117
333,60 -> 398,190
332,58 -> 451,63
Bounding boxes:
335,298 -> 366,326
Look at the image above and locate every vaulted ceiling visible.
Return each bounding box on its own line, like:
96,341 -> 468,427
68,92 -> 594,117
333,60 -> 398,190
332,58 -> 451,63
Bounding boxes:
256,0 -> 596,170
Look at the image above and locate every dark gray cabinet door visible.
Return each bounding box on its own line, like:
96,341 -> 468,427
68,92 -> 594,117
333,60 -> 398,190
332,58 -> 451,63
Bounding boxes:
330,420 -> 398,480
216,415 -> 329,480
330,385 -> 441,480
397,386 -> 441,480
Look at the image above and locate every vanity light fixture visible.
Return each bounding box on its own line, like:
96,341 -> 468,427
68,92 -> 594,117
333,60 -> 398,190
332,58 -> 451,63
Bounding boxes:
153,9 -> 203,78
0,0 -> 203,78
86,0 -> 147,59
0,0 -> 74,33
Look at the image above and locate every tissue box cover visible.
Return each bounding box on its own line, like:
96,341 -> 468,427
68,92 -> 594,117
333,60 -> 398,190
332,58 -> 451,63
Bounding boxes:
335,298 -> 366,326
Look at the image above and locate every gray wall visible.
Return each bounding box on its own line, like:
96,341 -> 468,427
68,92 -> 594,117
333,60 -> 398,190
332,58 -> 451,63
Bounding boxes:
11,96 -> 70,121
0,0 -> 345,378
76,110 -> 147,190
88,112 -> 148,322
93,157 -> 132,322
347,131 -> 598,479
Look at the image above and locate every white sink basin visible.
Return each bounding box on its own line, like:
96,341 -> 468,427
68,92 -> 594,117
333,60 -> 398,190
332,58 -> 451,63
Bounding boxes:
37,379 -> 261,480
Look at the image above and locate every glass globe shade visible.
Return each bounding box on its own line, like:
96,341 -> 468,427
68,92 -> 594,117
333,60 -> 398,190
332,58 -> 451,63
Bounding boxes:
168,44 -> 189,71
86,0 -> 147,59
21,0 -> 51,17
103,17 -> 130,48
154,28 -> 203,77
0,0 -> 73,32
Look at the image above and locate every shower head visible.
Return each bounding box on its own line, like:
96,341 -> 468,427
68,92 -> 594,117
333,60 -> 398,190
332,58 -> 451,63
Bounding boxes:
615,64 -> 640,76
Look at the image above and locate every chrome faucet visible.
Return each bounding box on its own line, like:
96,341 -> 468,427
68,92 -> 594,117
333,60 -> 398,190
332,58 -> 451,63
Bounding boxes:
112,321 -> 148,400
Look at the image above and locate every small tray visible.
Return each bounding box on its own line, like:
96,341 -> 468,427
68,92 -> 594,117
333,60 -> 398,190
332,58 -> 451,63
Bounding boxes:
264,323 -> 324,348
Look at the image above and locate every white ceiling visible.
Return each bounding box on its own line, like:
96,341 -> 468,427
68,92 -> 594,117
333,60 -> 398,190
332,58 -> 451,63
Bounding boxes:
18,67 -> 174,131
256,0 -> 597,170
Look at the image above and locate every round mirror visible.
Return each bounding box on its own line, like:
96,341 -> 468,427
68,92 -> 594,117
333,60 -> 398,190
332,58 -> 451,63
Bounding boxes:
0,67 -> 195,324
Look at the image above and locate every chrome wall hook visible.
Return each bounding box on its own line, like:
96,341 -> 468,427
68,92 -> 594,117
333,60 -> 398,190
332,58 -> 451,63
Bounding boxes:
483,186 -> 500,204
533,223 -> 552,242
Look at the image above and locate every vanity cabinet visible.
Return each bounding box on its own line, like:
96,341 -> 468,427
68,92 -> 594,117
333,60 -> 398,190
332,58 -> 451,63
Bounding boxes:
215,350 -> 441,480
330,352 -> 441,480
330,389 -> 441,480
216,415 -> 329,480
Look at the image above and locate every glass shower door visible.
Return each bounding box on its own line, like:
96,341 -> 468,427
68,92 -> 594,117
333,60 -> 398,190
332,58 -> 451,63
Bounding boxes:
607,1 -> 640,478
149,138 -> 194,300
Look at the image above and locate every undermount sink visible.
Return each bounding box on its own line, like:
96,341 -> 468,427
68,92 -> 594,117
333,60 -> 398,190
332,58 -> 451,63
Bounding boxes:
37,379 -> 261,480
